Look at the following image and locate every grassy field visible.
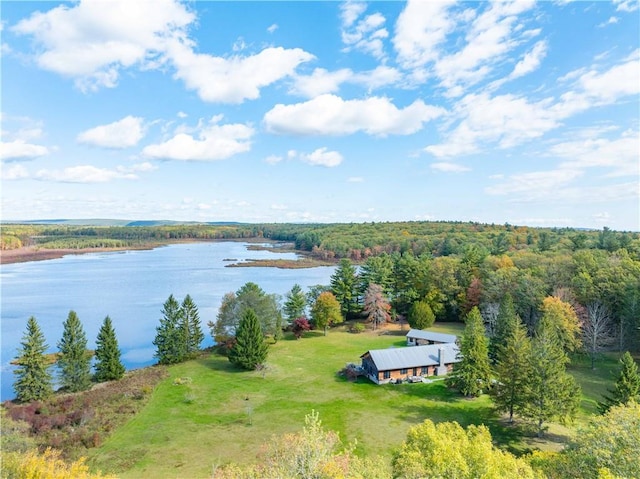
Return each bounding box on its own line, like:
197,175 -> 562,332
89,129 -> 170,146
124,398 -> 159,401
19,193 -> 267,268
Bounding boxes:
87,322 -> 619,478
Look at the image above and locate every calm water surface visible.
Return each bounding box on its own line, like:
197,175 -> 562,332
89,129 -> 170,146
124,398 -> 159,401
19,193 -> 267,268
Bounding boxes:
0,242 -> 335,400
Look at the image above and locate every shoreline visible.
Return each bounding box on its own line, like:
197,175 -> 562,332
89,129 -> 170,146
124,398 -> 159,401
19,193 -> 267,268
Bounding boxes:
0,245 -> 159,265
0,240 -> 332,268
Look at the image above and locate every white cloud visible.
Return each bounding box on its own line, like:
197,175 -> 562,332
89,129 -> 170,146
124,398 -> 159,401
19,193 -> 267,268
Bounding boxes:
593,212 -> 611,223
77,116 -> 144,148
12,1 -> 312,102
393,0 -> 457,69
426,92 -> 557,157
433,0 -> 537,95
35,165 -> 139,183
510,40 -> 547,79
291,65 -> 401,98
598,16 -> 619,27
267,23 -> 278,34
290,68 -> 354,97
297,147 -> 343,167
265,155 -> 282,165
1,164 -> 30,180
142,116 -> 253,161
551,129 -> 639,178
341,7 -> 389,60
264,94 -> 445,136
12,0 -> 194,91
485,168 -> 583,198
340,1 -> 367,28
613,0 -> 639,12
430,162 -> 471,173
167,40 -> 314,103
1,140 -> 49,160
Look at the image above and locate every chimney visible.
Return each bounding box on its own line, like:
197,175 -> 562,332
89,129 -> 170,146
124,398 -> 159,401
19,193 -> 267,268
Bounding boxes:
438,347 -> 445,367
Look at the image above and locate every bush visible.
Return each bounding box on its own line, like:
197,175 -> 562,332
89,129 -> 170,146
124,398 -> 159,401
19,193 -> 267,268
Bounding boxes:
349,322 -> 366,334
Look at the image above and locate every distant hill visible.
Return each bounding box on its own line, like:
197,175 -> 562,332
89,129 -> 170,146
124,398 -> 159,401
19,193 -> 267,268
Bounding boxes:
4,219 -> 243,227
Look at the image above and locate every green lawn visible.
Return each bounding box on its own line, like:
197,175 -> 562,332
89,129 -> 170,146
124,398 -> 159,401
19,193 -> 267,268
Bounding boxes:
87,323 -> 618,478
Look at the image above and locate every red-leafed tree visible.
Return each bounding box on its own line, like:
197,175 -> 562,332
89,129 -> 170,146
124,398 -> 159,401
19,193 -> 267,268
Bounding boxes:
292,317 -> 311,339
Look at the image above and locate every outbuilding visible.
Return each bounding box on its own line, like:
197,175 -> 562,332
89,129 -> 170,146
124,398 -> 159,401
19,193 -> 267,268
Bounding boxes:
405,329 -> 457,346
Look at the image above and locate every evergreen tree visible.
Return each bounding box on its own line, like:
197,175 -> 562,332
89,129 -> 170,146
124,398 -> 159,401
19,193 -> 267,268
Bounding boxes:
490,293 -> 518,362
492,316 -> 532,422
598,351 -> 640,413
13,316 -> 53,402
330,258 -> 358,319
229,309 -> 268,370
407,300 -> 435,330
446,307 -> 491,397
153,295 -> 184,364
283,284 -> 307,324
93,316 -> 125,382
522,315 -> 581,437
57,310 -> 92,392
181,294 -> 204,359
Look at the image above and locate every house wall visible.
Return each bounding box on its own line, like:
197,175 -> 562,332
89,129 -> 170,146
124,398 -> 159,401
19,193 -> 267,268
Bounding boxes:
406,337 -> 448,346
375,365 -> 440,383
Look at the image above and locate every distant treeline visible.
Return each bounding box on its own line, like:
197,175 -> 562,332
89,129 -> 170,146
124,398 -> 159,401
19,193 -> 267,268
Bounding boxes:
2,222 -> 639,260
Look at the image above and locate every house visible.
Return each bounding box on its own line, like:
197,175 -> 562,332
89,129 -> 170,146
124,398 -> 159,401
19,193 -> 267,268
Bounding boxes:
406,329 -> 457,346
360,342 -> 460,385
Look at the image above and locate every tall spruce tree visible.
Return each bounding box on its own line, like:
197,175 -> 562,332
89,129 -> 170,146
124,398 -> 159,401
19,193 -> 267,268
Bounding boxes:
522,315 -> 581,437
57,310 -> 92,392
94,316 -> 125,382
13,316 -> 53,402
228,309 -> 268,370
330,258 -> 359,319
490,293 -> 518,362
181,294 -> 204,359
153,295 -> 184,364
446,307 -> 492,397
492,316 -> 533,422
598,351 -> 640,413
283,284 -> 307,324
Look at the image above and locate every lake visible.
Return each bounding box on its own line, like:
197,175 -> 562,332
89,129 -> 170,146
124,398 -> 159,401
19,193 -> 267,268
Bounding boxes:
0,242 -> 336,401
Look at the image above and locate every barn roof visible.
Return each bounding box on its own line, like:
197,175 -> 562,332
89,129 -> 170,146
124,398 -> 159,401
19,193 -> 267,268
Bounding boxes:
361,343 -> 460,371
406,329 -> 457,344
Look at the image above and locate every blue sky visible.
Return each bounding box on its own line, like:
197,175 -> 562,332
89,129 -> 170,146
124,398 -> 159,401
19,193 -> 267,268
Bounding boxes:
1,0 -> 638,230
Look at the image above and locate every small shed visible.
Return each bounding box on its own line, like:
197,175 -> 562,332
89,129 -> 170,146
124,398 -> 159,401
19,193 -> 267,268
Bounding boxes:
406,329 -> 457,346
360,343 -> 460,385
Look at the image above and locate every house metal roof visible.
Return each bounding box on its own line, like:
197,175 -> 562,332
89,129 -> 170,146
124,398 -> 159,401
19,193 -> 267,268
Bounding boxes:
406,329 -> 457,344
361,343 -> 460,371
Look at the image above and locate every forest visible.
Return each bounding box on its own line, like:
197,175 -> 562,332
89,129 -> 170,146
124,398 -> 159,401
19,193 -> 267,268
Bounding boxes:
2,220 -> 639,477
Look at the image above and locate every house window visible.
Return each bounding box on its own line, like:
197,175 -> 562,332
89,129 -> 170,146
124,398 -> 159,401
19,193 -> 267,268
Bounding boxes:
421,366 -> 428,375
400,368 -> 408,374
383,371 -> 391,379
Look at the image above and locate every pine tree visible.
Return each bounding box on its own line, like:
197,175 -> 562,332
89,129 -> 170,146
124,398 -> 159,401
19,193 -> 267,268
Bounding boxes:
228,309 -> 268,370
408,300 -> 435,330
283,284 -> 307,324
598,351 -> 640,413
446,307 -> 491,397
57,310 -> 92,392
490,293 -> 518,362
94,316 -> 125,382
330,258 -> 358,319
492,316 -> 533,422
522,315 -> 581,437
181,295 -> 204,359
153,295 -> 184,364
13,316 -> 53,402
